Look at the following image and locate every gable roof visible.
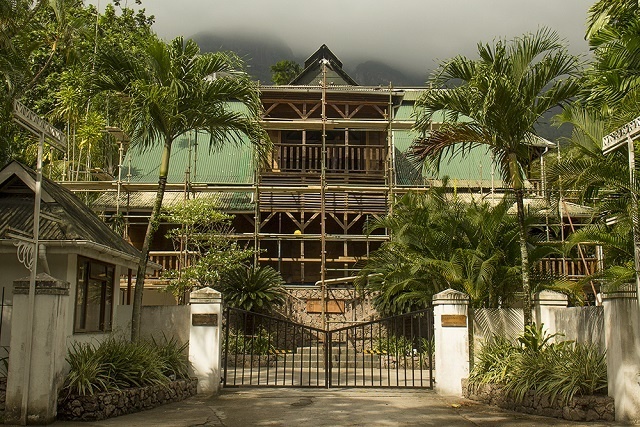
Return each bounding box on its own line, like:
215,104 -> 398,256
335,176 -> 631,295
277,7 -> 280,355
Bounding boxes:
290,44 -> 358,86
0,161 -> 142,260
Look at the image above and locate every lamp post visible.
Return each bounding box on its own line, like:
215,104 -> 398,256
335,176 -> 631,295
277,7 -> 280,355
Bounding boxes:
602,116 -> 640,306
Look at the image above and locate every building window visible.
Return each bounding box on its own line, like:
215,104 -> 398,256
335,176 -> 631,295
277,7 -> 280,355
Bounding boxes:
74,256 -> 114,333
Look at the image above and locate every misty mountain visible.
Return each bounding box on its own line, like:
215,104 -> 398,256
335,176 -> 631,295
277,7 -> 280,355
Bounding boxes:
350,61 -> 425,87
191,31 -> 296,83
191,31 -> 424,86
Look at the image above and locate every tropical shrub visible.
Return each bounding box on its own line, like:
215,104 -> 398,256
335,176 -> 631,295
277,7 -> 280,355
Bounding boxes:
64,336 -> 191,396
469,324 -> 607,405
219,265 -> 286,313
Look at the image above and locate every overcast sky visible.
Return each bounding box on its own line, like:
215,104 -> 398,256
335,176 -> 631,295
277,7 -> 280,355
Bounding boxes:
107,0 -> 591,75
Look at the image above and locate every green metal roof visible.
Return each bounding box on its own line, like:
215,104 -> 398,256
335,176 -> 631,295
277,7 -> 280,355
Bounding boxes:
122,131 -> 255,185
393,130 -> 503,187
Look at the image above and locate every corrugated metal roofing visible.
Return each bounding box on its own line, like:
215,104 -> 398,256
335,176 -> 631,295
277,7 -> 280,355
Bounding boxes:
92,191 -> 253,212
0,162 -> 141,258
393,130 -> 503,187
121,131 -> 255,185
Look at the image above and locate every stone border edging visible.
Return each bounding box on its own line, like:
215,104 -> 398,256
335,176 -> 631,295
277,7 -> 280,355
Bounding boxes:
462,380 -> 614,422
57,378 -> 198,421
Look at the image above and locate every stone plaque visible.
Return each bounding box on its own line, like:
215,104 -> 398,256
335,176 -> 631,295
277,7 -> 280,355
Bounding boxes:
192,313 -> 218,327
441,314 -> 467,327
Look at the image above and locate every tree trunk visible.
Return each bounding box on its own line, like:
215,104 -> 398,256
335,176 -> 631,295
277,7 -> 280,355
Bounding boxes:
131,139 -> 172,341
514,188 -> 532,326
509,154 -> 532,326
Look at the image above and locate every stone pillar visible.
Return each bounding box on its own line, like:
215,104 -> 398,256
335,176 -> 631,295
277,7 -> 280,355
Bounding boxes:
602,285 -> 640,424
433,289 -> 469,396
5,273 -> 69,425
533,290 -> 568,339
189,287 -> 223,394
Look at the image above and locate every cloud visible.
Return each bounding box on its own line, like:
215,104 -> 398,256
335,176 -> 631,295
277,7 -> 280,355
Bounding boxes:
105,0 -> 590,74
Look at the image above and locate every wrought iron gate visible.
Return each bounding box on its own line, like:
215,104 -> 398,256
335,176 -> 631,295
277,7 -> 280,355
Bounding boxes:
223,308 -> 434,389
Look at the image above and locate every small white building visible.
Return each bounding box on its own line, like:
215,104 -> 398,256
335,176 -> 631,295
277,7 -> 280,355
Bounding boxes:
0,161 -> 157,423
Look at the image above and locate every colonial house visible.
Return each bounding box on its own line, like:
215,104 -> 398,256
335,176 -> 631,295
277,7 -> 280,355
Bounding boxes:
61,45 -> 597,321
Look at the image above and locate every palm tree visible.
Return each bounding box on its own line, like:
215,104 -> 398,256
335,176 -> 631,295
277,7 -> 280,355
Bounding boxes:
411,28 -> 581,325
357,189 -> 533,314
584,0 -> 640,116
98,36 -> 269,340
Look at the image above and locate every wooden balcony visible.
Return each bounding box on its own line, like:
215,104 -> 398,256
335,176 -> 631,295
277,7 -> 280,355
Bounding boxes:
535,257 -> 599,279
263,143 -> 386,184
150,253 -> 599,283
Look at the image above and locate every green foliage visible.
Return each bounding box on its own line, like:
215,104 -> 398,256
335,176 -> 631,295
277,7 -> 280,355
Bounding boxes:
517,323 -> 564,353
226,327 -> 274,355
219,265 -> 286,313
152,334 -> 191,380
356,188 -> 564,315
469,336 -> 520,385
63,336 -> 191,396
270,60 -> 302,85
469,325 -> 607,405
160,199 -> 255,302
412,28 -> 581,325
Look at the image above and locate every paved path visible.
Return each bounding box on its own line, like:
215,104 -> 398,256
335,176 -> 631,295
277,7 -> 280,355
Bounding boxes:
51,388 -> 623,427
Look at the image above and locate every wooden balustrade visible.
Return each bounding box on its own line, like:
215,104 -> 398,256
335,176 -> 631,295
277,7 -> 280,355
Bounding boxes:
148,251 -> 183,279
270,143 -> 385,173
536,257 -> 599,278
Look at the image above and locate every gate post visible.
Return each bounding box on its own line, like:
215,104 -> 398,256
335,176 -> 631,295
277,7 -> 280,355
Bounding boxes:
5,273 -> 69,425
189,287 -> 223,394
602,284 -> 640,424
433,289 -> 469,396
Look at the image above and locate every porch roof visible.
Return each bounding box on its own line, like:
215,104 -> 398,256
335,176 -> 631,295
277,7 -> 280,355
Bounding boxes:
0,161 -> 143,262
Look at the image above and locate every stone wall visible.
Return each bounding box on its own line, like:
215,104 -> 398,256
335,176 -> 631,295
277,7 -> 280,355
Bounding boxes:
57,378 -> 197,421
277,287 -> 378,330
462,380 -> 614,422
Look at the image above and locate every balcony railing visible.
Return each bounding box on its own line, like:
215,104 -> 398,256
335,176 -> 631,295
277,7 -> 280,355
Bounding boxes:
150,252 -> 599,283
269,143 -> 386,174
535,257 -> 599,279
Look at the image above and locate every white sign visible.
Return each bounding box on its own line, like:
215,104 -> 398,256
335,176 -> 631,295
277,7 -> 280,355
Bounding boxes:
12,100 -> 66,152
602,116 -> 640,155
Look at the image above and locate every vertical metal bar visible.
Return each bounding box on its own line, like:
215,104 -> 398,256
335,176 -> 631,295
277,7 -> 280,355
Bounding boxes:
394,316 -> 399,387
274,317 -> 280,385
345,328 -> 350,386
266,316 -> 272,385
369,323 -> 374,386
248,312 -> 254,385
418,312 -> 423,388
403,315 -> 407,387
223,308 -> 230,387
293,324 -> 299,386
429,309 -> 434,389
318,331 -> 322,387
378,321 -> 383,387
386,319 -> 391,387
627,136 -> 640,306
325,330 -> 331,388
410,314 -> 415,387
336,330 -> 341,386
233,311 -> 240,386
361,324 -> 365,386
256,315 -> 262,386
284,318 -> 289,386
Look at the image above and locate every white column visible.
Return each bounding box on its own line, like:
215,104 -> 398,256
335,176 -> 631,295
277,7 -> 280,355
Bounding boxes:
5,273 -> 69,425
603,285 -> 640,424
533,290 -> 568,340
189,287 -> 223,394
433,289 -> 469,396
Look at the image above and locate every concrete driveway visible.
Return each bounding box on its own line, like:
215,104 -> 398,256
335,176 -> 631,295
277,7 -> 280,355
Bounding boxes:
51,388 -> 623,427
